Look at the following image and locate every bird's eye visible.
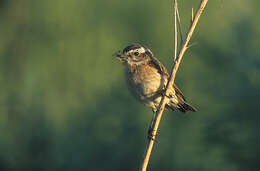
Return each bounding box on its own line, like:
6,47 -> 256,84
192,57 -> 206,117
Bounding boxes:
134,52 -> 139,56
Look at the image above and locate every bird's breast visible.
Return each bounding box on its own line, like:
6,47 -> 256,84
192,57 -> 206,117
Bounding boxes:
124,64 -> 167,102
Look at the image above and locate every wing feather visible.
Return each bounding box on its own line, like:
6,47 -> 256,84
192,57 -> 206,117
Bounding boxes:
145,48 -> 186,103
173,83 -> 186,102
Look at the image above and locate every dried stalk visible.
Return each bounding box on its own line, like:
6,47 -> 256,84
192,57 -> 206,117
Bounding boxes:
140,0 -> 208,171
176,7 -> 183,43
174,0 -> 178,61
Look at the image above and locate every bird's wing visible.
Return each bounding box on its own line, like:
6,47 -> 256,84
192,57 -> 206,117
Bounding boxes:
173,83 -> 186,102
149,56 -> 169,77
148,54 -> 186,102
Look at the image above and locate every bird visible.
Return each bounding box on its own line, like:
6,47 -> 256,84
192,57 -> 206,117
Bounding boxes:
115,44 -> 197,114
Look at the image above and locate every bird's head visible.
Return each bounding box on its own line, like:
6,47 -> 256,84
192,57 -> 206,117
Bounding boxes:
114,44 -> 154,65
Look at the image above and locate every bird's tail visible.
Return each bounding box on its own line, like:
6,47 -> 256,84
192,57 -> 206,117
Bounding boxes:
177,102 -> 197,113
165,101 -> 197,113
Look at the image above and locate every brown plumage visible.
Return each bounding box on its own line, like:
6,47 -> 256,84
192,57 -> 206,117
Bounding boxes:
116,44 -> 197,113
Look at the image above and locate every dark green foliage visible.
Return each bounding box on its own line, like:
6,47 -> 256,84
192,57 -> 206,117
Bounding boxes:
0,0 -> 259,170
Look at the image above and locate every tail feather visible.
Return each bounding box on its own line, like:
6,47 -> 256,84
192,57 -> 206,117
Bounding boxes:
171,84 -> 197,113
166,102 -> 197,113
178,102 -> 197,113
165,104 -> 175,111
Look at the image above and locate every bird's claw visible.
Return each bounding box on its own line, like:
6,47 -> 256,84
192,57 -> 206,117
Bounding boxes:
160,88 -> 173,98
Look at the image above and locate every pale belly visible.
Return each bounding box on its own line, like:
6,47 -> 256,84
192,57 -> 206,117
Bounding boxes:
124,65 -> 167,108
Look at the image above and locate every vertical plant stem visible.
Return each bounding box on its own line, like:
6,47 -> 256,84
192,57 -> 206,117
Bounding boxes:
140,0 -> 208,171
174,0 -> 178,61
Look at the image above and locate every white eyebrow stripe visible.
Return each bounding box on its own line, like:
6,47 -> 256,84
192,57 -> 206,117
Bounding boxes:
128,47 -> 146,54
137,47 -> 146,53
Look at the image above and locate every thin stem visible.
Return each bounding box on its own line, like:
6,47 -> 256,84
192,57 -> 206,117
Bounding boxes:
140,0 -> 208,171
174,0 -> 178,61
191,7 -> 194,23
171,0 -> 208,81
176,6 -> 183,44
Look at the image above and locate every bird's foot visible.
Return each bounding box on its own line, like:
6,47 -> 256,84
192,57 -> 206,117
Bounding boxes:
160,88 -> 174,98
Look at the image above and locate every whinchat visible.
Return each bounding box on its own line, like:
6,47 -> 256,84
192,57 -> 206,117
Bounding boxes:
115,44 -> 197,113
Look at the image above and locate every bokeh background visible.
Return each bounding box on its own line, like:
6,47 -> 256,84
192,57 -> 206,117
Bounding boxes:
0,0 -> 259,170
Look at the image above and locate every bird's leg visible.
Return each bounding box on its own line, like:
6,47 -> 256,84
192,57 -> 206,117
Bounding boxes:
159,85 -> 167,97
160,84 -> 174,98
148,108 -> 157,140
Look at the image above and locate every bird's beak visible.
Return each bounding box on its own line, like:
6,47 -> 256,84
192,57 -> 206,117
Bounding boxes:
113,51 -> 127,62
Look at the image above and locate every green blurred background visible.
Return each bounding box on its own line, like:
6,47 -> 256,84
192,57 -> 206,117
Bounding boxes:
0,0 -> 259,170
